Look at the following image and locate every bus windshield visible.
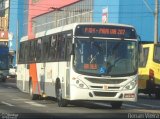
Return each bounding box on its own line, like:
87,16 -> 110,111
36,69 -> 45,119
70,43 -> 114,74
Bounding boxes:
73,38 -> 138,77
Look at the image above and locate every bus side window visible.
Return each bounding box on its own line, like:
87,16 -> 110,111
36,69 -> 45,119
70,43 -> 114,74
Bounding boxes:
49,35 -> 57,61
24,41 -> 29,63
29,40 -> 36,62
18,43 -> 24,63
57,34 -> 65,61
20,42 -> 26,63
36,38 -> 42,62
42,36 -> 50,62
65,38 -> 72,61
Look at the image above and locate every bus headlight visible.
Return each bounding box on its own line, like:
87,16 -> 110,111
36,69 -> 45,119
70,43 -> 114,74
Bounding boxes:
75,79 -> 88,89
123,80 -> 137,90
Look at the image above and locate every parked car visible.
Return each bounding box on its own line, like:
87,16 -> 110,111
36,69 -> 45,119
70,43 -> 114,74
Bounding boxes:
9,65 -> 16,78
138,43 -> 160,99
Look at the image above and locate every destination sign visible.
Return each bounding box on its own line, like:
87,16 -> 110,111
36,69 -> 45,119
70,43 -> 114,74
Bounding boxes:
84,28 -> 125,35
75,25 -> 137,39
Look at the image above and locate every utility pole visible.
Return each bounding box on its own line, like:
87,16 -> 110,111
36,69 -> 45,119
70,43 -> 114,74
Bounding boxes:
16,20 -> 19,65
154,0 -> 159,44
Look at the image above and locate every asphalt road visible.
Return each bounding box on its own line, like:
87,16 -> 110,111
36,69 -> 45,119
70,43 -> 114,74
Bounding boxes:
0,78 -> 160,119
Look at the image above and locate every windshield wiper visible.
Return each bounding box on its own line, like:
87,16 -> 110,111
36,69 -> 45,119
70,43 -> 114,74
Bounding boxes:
106,58 -> 121,74
112,40 -> 123,53
93,42 -> 104,53
90,52 -> 99,63
89,41 -> 105,64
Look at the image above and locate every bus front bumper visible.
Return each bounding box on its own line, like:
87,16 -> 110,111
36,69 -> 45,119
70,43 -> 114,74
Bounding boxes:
69,85 -> 138,102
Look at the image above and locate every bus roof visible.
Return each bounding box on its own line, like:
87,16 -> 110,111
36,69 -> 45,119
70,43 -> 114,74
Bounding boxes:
35,22 -> 135,38
20,22 -> 136,41
20,36 -> 28,42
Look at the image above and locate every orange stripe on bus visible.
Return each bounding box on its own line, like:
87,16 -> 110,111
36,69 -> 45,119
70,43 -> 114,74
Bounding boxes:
29,63 -> 40,94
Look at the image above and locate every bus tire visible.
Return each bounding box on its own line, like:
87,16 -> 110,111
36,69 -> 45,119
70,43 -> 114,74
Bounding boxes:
29,81 -> 39,100
111,101 -> 122,109
2,78 -> 6,82
55,80 -> 68,107
155,90 -> 160,99
146,79 -> 155,96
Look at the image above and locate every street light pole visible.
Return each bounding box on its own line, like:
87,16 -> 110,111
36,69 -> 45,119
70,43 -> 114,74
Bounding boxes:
154,0 -> 159,44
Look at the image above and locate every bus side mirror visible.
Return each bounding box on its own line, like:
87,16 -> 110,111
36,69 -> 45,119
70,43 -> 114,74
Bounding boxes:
137,35 -> 144,66
138,43 -> 144,66
137,35 -> 141,47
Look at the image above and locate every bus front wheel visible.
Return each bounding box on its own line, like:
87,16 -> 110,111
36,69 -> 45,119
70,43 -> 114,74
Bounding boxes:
2,78 -> 6,82
56,80 -> 68,107
155,90 -> 160,99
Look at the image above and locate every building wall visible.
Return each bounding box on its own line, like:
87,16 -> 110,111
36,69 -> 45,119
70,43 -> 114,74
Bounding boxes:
32,0 -> 93,34
12,0 -> 160,46
28,0 -> 79,39
9,0 -> 27,65
93,0 -> 120,23
9,0 -> 159,65
27,0 -> 160,41
93,0 -> 160,41
0,0 -> 9,43
9,0 -> 18,47
118,0 -> 157,41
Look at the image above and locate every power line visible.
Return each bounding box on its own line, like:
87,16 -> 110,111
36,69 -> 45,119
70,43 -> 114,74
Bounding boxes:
9,0 -> 157,7
143,0 -> 154,13
8,12 -> 155,19
9,8 -> 156,14
5,0 -> 158,14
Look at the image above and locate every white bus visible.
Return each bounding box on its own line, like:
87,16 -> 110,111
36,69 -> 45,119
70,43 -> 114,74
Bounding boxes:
17,23 -> 138,108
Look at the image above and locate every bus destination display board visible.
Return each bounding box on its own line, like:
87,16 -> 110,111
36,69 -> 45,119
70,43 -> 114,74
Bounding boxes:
75,25 -> 137,39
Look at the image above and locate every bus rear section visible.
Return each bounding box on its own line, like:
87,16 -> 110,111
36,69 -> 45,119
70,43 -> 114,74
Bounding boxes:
138,43 -> 160,99
17,23 -> 139,108
0,44 -> 9,82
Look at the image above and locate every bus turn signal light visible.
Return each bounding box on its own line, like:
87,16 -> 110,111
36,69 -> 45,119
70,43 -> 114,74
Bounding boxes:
149,69 -> 154,80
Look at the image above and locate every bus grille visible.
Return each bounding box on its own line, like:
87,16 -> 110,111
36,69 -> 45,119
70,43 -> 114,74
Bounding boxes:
93,91 -> 117,97
85,77 -> 126,84
90,86 -> 120,90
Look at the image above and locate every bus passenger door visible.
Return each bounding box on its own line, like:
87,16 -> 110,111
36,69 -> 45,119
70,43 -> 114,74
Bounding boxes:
40,37 -> 50,95
24,64 -> 29,91
40,62 -> 45,94
22,41 -> 30,92
65,36 -> 72,97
